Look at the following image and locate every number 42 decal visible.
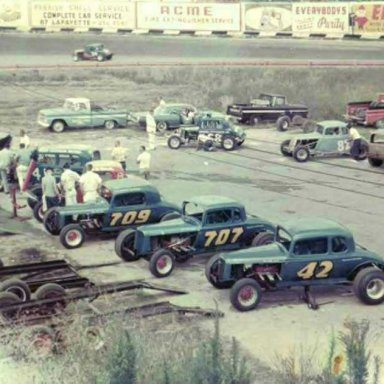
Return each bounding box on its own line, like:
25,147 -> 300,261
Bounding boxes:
297,261 -> 333,280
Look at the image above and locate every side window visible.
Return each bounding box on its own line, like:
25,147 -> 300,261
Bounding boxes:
332,237 -> 348,253
275,97 -> 285,105
341,127 -> 348,135
233,208 -> 242,222
113,193 -> 145,207
206,209 -> 232,225
58,154 -> 81,168
78,103 -> 87,111
38,153 -> 56,165
293,238 -> 328,256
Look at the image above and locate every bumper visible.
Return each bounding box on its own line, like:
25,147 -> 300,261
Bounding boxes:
38,118 -> 51,128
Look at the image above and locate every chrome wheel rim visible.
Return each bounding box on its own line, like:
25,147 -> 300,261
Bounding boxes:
366,279 -> 384,300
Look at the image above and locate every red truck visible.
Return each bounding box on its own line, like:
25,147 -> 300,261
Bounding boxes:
345,93 -> 384,128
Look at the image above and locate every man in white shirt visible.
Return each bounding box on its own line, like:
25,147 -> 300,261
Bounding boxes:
111,140 -> 127,170
137,146 -> 151,180
19,129 -> 30,149
159,96 -> 166,107
146,109 -> 157,151
61,163 -> 80,206
0,142 -> 14,194
349,126 -> 362,158
79,164 -> 102,203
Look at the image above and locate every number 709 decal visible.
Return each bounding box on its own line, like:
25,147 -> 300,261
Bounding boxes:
297,261 -> 333,280
110,210 -> 151,226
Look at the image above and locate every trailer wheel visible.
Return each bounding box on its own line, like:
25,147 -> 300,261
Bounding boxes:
33,201 -> 45,223
230,278 -> 262,312
205,254 -> 233,289
354,267 -> 384,305
251,232 -> 274,246
0,292 -> 22,321
28,326 -> 57,358
115,229 -> 139,261
43,208 -> 61,236
0,278 -> 31,302
35,283 -> 66,309
149,249 -> 175,278
276,116 -> 291,132
168,135 -> 182,149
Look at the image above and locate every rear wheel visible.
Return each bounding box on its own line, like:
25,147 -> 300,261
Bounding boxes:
156,121 -> 168,133
352,142 -> 368,161
0,278 -> 31,302
168,135 -> 182,150
60,224 -> 85,249
230,278 -> 262,312
292,115 -> 305,126
249,115 -> 258,126
33,202 -> 45,223
293,146 -> 310,162
205,254 -> 233,289
368,158 -> 383,167
149,249 -> 175,278
27,185 -> 42,209
354,267 -> 384,305
251,232 -> 274,246
276,116 -> 291,132
280,140 -> 291,156
43,208 -> 61,235
115,229 -> 139,261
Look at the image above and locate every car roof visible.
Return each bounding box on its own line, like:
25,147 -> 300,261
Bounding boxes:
161,103 -> 194,108
65,98 -> 90,104
39,144 -> 95,153
280,218 -> 352,239
87,160 -> 122,170
318,120 -> 348,128
103,177 -> 154,193
87,43 -> 103,48
260,93 -> 285,98
185,195 -> 243,210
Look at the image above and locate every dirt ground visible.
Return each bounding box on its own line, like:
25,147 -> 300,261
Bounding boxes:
1,68 -> 384,383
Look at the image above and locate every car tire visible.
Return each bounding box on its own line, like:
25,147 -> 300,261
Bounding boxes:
221,136 -> 236,151
352,142 -> 368,161
375,119 -> 384,129
237,139 -> 245,147
276,116 -> 291,132
59,224 -> 85,249
156,121 -> 168,134
73,55 -> 79,62
97,55 -> 104,62
27,325 -> 57,357
302,120 -> 317,133
249,115 -> 258,126
205,254 -> 233,289
104,120 -> 116,130
27,185 -> 43,209
292,115 -> 305,126
251,232 -> 274,246
51,120 -> 66,133
33,202 -> 45,223
280,140 -> 292,156
0,259 -> 3,268
34,283 -> 66,308
167,135 -> 182,150
230,278 -> 262,312
160,211 -> 181,222
353,267 -> 384,305
0,292 -> 22,321
149,249 -> 175,278
368,158 -> 383,167
293,146 -> 310,162
0,278 -> 31,302
43,208 -> 61,236
115,229 -> 139,262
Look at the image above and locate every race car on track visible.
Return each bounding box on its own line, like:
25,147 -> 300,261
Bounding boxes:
115,195 -> 275,278
206,218 -> 384,311
280,120 -> 368,162
43,178 -> 180,249
73,43 -> 113,62
167,116 -> 246,151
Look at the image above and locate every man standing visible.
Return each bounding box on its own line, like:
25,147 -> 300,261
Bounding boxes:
0,142 -> 14,194
42,167 -> 60,210
137,146 -> 151,180
79,163 -> 102,203
111,140 -> 127,170
61,163 -> 80,206
146,109 -> 157,151
19,129 -> 30,149
349,126 -> 362,158
159,96 -> 166,107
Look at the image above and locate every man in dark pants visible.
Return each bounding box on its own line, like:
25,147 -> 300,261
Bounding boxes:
41,167 -> 60,209
349,126 -> 362,158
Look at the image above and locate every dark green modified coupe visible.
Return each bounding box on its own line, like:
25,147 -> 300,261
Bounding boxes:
206,218 -> 384,311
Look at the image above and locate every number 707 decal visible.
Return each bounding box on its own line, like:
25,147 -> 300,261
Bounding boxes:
297,261 -> 334,280
204,227 -> 244,247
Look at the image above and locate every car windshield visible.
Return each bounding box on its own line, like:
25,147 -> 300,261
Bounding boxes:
276,227 -> 292,251
183,202 -> 204,222
315,124 -> 325,134
259,94 -> 272,102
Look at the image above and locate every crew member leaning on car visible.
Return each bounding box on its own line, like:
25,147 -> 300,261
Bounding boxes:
79,163 -> 102,203
61,163 -> 80,206
349,126 -> 362,157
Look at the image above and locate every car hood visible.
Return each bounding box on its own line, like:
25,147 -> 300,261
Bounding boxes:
291,132 -> 322,142
39,108 -> 75,116
56,199 -> 109,215
221,243 -> 287,265
138,217 -> 199,236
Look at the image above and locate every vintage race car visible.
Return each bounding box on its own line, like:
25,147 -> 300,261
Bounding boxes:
115,195 -> 275,278
73,43 -> 113,62
280,120 -> 368,162
167,116 -> 246,151
206,218 -> 384,311
43,178 -> 180,249
367,131 -> 384,168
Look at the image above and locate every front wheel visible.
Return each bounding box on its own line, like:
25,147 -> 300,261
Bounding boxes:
27,185 -> 42,209
221,136 -> 236,151
205,254 -> 233,289
156,121 -> 168,134
33,202 -> 45,223
280,140 -> 291,157
97,55 -> 104,62
230,278 -> 262,312
51,120 -> 66,133
59,224 -> 85,249
354,267 -> 384,305
368,158 -> 383,167
149,249 -> 175,278
43,208 -> 61,235
73,55 -> 79,62
168,135 -> 182,150
104,120 -> 116,130
352,142 -> 368,161
115,229 -> 139,261
293,146 -> 310,163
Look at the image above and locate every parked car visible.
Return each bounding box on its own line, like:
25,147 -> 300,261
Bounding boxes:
73,43 -> 113,62
38,98 -> 134,133
115,195 -> 275,278
206,218 -> 384,311
167,116 -> 246,151
367,131 -> 384,167
226,93 -> 309,131
345,93 -> 384,128
43,178 -> 181,249
280,120 -> 368,162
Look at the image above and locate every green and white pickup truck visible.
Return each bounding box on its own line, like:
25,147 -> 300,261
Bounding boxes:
38,98 -> 134,133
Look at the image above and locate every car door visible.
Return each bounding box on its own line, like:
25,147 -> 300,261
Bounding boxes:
316,126 -> 350,155
104,192 -> 153,231
70,102 -> 91,128
194,208 -> 245,252
32,152 -> 57,183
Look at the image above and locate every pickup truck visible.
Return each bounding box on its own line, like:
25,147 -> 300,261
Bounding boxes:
367,131 -> 384,167
38,98 -> 134,133
226,93 -> 309,131
345,93 -> 384,128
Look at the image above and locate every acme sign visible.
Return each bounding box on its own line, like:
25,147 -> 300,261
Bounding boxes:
159,6 -> 212,17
